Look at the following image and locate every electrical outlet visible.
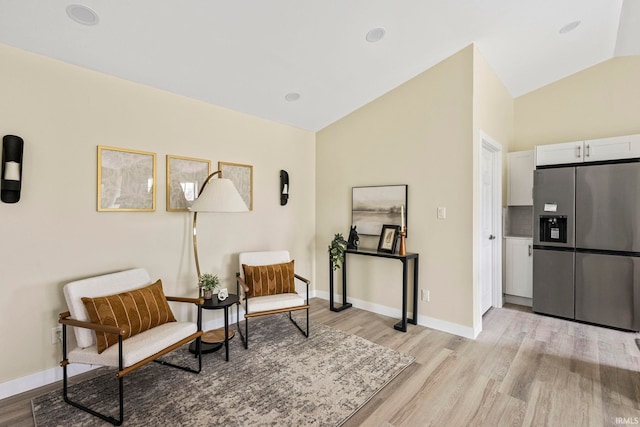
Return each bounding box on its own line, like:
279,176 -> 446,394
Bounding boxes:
51,326 -> 62,344
421,289 -> 431,302
437,207 -> 446,219
427,290 -> 430,302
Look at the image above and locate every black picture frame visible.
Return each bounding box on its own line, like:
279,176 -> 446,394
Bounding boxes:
377,224 -> 401,253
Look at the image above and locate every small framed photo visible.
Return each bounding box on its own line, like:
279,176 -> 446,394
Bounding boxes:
166,155 -> 211,211
97,146 -> 156,212
219,161 -> 253,211
377,224 -> 401,253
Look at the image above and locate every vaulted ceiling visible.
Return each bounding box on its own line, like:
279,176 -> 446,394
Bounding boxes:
1,1 -> 638,131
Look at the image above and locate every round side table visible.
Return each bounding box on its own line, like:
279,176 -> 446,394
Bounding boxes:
189,294 -> 239,361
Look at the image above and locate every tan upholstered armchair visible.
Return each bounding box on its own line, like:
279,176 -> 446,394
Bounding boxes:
58,268 -> 203,426
236,250 -> 310,348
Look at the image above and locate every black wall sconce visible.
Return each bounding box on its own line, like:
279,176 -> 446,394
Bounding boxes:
1,135 -> 24,204
280,170 -> 289,206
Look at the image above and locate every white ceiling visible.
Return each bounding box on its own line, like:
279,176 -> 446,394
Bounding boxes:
0,1 -> 638,132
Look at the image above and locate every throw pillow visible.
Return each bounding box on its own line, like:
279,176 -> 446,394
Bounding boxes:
242,260 -> 295,297
81,279 -> 176,353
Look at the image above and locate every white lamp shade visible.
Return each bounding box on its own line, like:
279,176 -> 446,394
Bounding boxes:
189,178 -> 248,212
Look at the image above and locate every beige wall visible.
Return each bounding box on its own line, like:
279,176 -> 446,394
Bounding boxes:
514,56 -> 640,151
316,46 -> 476,332
0,43 -> 316,384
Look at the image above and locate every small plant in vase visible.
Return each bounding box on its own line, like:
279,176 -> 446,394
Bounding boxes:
328,233 -> 348,270
199,273 -> 220,299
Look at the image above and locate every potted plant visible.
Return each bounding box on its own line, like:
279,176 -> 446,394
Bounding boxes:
328,233 -> 348,270
199,273 -> 220,299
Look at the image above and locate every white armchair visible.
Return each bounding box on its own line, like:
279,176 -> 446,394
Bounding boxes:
236,250 -> 310,348
59,268 -> 203,426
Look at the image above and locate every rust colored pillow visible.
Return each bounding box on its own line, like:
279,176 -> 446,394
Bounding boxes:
81,279 -> 176,353
242,260 -> 295,297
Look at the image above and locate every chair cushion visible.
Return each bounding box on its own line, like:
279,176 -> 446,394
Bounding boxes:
68,321 -> 197,368
242,260 -> 295,297
81,279 -> 176,353
246,293 -> 305,314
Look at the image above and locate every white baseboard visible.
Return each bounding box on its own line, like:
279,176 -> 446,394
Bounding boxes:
504,294 -> 533,307
0,363 -> 96,400
314,291 -> 476,339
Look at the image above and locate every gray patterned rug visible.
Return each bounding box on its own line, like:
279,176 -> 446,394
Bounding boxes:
32,314 -> 414,426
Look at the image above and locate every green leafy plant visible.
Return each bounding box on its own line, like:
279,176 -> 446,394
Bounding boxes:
198,273 -> 220,291
328,233 -> 348,270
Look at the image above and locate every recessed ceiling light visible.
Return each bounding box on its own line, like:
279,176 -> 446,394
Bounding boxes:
285,93 -> 300,102
66,4 -> 99,26
366,27 -> 386,43
559,20 -> 581,34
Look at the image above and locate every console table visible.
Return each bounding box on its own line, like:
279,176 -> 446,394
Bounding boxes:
329,249 -> 419,332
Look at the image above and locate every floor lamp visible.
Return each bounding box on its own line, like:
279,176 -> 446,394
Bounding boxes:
190,170 -> 248,286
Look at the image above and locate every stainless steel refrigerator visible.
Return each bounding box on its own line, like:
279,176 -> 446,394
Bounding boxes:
532,161 -> 640,331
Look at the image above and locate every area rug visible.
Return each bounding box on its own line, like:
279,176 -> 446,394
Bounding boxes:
33,315 -> 414,426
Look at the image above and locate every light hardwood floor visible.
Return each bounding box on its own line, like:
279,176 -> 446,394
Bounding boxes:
2,299 -> 639,426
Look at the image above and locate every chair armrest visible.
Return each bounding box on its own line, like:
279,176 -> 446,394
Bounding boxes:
166,296 -> 204,305
236,273 -> 250,293
294,274 -> 310,285
59,311 -> 124,335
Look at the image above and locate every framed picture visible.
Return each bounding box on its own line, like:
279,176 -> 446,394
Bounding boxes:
166,155 -> 211,211
377,224 -> 401,253
352,185 -> 407,236
218,161 -> 253,211
97,146 -> 156,212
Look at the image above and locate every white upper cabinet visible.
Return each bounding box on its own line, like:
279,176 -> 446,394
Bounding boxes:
535,140 -> 583,166
584,135 -> 640,162
536,134 -> 640,166
508,150 -> 534,206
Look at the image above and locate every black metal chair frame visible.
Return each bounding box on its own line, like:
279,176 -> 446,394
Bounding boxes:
59,298 -> 203,426
235,273 -> 309,349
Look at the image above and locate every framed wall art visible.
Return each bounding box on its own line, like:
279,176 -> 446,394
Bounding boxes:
352,185 -> 407,236
218,161 -> 253,211
166,155 -> 211,211
97,146 -> 156,212
377,224 -> 401,253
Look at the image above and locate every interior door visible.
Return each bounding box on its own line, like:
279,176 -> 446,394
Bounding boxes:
480,144 -> 496,314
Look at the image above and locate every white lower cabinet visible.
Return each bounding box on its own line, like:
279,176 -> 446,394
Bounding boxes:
505,237 -> 533,299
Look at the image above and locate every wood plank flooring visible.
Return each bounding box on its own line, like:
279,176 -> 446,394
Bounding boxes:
1,299 -> 639,426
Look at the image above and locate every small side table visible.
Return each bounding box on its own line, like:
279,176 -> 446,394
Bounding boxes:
189,294 -> 239,361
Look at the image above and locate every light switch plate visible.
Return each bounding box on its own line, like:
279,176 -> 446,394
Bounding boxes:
437,207 -> 446,219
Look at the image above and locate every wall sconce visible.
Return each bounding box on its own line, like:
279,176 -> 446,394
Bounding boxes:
280,170 -> 289,206
1,135 -> 24,204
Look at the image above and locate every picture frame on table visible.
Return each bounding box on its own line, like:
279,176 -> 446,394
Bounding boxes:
377,224 -> 401,253
97,146 -> 156,212
218,161 -> 253,211
166,155 -> 211,211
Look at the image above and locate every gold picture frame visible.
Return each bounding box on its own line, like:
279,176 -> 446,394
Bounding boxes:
219,161 -> 253,211
97,146 -> 156,212
166,155 -> 211,212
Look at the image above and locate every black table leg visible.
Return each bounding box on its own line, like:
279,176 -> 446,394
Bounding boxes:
394,259 -> 408,332
410,256 -> 419,325
224,306 -> 229,361
329,254 -> 352,312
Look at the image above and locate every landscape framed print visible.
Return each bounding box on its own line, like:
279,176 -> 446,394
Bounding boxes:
352,185 -> 407,236
97,146 -> 156,212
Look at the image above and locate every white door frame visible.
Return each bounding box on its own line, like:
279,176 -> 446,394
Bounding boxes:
476,131 -> 503,334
